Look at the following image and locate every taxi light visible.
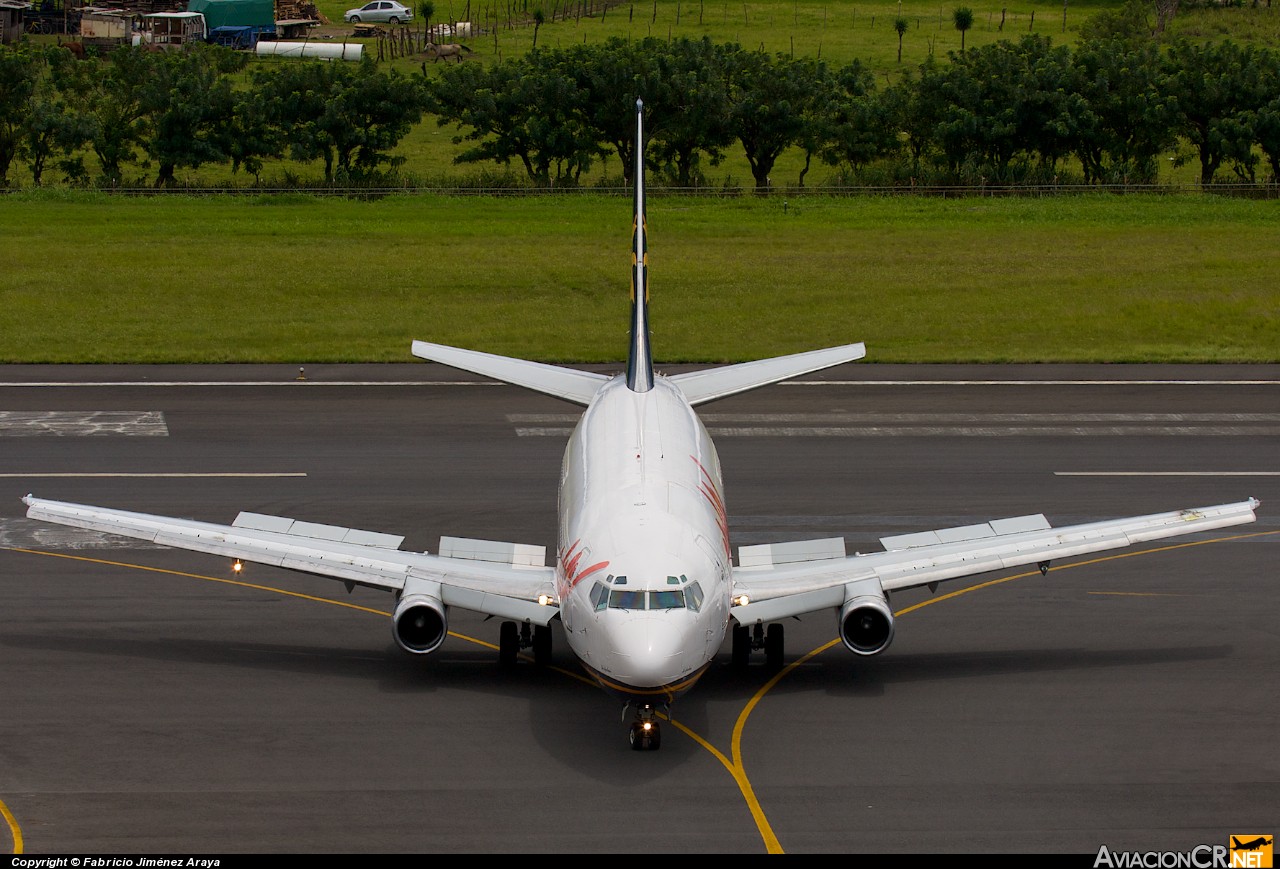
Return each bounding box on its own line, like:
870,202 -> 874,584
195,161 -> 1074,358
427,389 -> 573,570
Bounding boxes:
232,559 -> 244,574
641,721 -> 653,732
732,594 -> 750,606
537,594 -> 553,606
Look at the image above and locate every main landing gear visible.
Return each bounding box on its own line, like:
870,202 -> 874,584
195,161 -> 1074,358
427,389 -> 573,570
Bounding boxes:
626,703 -> 662,751
731,621 -> 784,670
498,620 -> 553,667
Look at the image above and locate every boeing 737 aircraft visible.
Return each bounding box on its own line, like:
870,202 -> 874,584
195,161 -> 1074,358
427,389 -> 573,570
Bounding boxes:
23,103 -> 1261,750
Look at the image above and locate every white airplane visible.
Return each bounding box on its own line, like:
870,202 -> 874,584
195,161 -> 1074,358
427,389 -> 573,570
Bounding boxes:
23,102 -> 1261,751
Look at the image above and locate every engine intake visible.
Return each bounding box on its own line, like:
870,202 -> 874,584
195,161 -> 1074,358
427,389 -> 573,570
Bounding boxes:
839,592 -> 894,656
393,591 -> 448,655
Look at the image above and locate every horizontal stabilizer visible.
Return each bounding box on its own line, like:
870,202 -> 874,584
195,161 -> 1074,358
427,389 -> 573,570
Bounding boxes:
439,535 -> 546,568
234,511 -> 405,549
671,342 -> 866,406
738,537 -> 847,569
880,514 -> 1050,551
412,340 -> 608,407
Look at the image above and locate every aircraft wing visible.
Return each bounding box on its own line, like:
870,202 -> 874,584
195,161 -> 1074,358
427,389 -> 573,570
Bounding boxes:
729,498 -> 1260,625
22,496 -> 560,626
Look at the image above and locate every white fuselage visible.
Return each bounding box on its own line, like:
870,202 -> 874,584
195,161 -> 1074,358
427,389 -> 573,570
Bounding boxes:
555,375 -> 733,703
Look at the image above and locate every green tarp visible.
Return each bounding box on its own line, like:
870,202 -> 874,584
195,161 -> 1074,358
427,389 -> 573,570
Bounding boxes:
186,0 -> 274,29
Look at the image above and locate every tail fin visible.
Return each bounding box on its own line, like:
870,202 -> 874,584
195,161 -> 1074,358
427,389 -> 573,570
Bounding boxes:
627,99 -> 654,394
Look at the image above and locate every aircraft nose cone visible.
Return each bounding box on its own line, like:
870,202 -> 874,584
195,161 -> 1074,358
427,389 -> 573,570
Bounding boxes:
608,616 -> 685,686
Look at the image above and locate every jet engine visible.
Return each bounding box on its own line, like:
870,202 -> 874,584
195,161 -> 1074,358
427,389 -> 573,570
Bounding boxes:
839,587 -> 895,656
393,586 -> 448,655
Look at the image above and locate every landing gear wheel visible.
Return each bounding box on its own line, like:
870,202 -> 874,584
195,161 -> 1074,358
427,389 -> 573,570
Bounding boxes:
731,624 -> 750,669
628,720 -> 661,751
532,624 -> 552,666
765,623 -> 784,670
498,620 -> 518,668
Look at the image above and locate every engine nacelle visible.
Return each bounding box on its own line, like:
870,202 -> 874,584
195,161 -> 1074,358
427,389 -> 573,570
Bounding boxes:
393,590 -> 448,655
839,592 -> 895,656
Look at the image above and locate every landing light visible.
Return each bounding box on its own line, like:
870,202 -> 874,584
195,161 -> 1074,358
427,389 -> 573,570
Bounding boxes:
732,594 -> 750,607
537,594 -> 554,606
232,559 -> 244,574
641,721 -> 653,733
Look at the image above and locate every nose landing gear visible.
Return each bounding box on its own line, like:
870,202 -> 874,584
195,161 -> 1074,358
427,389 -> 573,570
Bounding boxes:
625,703 -> 663,751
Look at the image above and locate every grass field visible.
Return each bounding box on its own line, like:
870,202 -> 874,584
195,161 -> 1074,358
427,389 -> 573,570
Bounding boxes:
2,190 -> 1276,364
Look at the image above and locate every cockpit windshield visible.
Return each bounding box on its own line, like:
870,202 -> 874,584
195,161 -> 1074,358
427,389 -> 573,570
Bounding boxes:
589,574 -> 704,612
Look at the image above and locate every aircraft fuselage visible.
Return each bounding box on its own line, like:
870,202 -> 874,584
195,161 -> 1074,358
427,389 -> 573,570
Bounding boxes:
555,376 -> 733,703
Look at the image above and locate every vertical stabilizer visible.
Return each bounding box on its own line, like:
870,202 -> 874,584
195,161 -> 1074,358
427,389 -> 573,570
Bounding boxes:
627,99 -> 654,393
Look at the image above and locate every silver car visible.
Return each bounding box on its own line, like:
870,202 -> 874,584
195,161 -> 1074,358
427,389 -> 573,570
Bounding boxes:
344,1 -> 414,24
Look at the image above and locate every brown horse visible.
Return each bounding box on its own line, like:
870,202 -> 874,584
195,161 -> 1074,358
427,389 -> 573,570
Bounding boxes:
58,39 -> 87,59
424,42 -> 471,62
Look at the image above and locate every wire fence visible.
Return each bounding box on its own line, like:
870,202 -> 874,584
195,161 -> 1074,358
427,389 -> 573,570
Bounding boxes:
6,181 -> 1278,198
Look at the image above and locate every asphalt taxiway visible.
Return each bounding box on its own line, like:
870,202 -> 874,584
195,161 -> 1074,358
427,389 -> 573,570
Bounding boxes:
2,364 -> 1276,854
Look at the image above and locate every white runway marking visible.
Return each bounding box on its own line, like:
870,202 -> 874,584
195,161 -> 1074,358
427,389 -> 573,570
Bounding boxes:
1055,471 -> 1280,476
0,381 -> 499,388
783,380 -> 1280,386
0,410 -> 167,436
1,379 -> 1276,388
0,473 -> 307,478
509,412 -> 1280,437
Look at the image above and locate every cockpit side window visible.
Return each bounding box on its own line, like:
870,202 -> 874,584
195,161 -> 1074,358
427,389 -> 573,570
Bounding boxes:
685,581 -> 704,612
589,581 -> 610,612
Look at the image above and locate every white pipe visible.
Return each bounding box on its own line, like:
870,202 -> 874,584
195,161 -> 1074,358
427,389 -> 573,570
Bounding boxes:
255,41 -> 363,61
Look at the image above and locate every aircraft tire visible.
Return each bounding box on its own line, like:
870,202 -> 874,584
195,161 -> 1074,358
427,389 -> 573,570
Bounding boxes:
628,721 -> 660,751
533,625 -> 552,666
499,620 -> 518,668
766,623 -> 784,669
731,624 -> 750,669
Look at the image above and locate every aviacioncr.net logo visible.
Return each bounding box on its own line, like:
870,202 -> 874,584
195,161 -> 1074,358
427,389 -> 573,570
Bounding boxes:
1094,838 -> 1273,869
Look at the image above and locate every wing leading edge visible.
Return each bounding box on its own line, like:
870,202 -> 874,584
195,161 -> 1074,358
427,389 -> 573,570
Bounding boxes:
730,498 -> 1260,625
22,495 -> 559,626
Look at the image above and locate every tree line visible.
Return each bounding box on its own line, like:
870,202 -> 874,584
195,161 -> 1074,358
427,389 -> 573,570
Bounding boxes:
2,26 -> 1279,190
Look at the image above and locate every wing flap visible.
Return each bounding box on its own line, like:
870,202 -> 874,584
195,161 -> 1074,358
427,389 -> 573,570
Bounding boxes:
737,537 -> 846,569
234,511 -> 406,549
880,514 -> 1050,550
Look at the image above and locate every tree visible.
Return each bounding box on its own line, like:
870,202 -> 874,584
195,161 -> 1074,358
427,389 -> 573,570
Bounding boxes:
816,60 -> 899,179
567,38 -> 666,185
1071,36 -> 1176,183
1163,39 -> 1268,184
893,16 -> 909,64
429,51 -> 603,185
924,35 -> 1086,181
531,7 -> 545,49
953,7 -> 974,53
725,48 -> 830,191
82,46 -> 154,185
20,48 -> 96,186
140,45 -> 247,187
259,58 -> 427,183
646,37 -> 735,187
420,0 -> 434,38
0,44 -> 41,187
